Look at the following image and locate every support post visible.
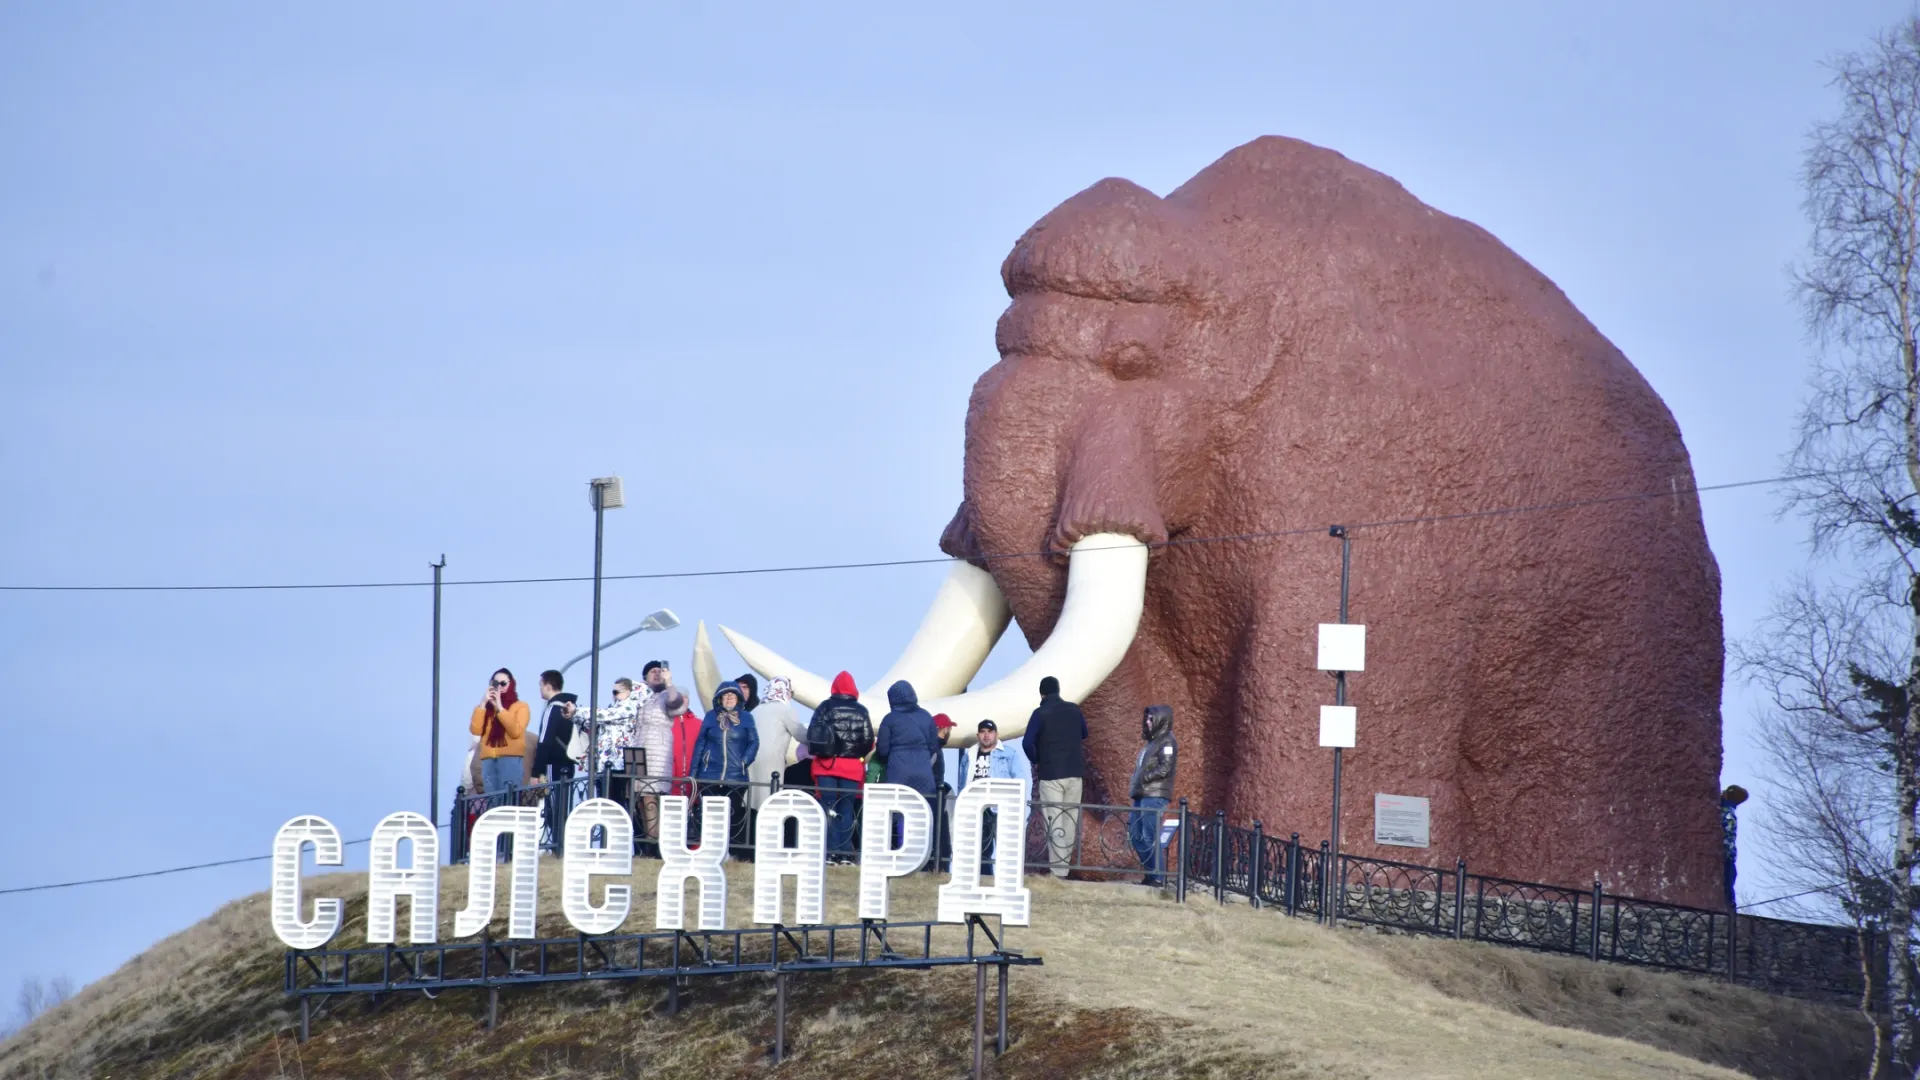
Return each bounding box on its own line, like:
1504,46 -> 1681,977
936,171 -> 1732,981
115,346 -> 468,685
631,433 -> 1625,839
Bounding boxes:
1175,798 -> 1189,904
1453,859 -> 1467,939
1319,840 -> 1332,925
1728,906 -> 1739,983
299,996 -> 309,1043
1590,878 -> 1604,962
774,972 -> 787,1063
1213,808 -> 1226,904
997,960 -> 1009,1055
973,963 -> 987,1080
487,987 -> 498,1032
430,555 -> 445,844
1250,820 -> 1264,909
1327,525 -> 1351,929
1286,833 -> 1300,917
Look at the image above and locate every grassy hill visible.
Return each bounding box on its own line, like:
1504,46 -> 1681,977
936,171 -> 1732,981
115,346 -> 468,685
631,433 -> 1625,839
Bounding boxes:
0,863 -> 1870,1079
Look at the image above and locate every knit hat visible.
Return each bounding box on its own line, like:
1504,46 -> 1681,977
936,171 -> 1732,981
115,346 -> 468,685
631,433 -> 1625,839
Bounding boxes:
831,670 -> 858,697
643,660 -> 666,677
661,689 -> 687,713
766,676 -> 793,704
1039,676 -> 1060,696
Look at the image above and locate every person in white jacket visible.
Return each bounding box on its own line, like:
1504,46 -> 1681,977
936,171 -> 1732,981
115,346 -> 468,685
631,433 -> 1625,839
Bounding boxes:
739,674 -> 796,808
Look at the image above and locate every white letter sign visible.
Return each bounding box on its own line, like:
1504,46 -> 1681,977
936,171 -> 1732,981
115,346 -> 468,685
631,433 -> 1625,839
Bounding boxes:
753,789 -> 827,925
938,779 -> 1031,926
562,799 -> 634,934
860,784 -> 932,921
454,806 -> 541,938
366,811 -> 439,945
656,795 -> 730,930
271,815 -> 344,949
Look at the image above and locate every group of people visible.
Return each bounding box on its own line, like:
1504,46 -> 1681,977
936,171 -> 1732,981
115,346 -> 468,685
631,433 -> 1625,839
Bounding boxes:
462,661 -> 1184,883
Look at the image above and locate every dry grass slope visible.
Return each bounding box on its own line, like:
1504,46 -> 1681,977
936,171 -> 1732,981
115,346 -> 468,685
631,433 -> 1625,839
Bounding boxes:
0,864 -> 1869,1079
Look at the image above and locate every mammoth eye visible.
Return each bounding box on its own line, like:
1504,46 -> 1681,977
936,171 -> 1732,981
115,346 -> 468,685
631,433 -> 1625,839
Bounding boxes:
1101,342 -> 1157,381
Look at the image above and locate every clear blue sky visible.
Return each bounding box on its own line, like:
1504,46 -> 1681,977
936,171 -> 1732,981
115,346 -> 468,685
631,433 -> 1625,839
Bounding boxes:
0,1 -> 1903,996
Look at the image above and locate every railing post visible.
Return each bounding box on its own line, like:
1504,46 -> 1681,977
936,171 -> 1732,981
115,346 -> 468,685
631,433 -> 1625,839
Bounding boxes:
1452,858 -> 1466,939
1213,809 -> 1227,904
452,786 -> 467,864
1286,833 -> 1301,917
1250,820 -> 1265,909
1320,840 -> 1333,926
1728,907 -> 1739,983
1589,878 -> 1603,962
1175,798 -> 1189,904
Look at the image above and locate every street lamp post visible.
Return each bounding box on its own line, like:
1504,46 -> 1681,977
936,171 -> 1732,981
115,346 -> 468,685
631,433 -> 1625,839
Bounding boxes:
587,477 -> 625,797
429,554 -> 445,840
558,609 -> 681,678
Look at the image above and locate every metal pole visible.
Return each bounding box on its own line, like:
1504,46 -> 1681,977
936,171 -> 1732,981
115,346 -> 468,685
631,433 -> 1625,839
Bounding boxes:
589,488 -> 606,797
997,960 -> 1009,1054
430,556 -> 445,841
973,963 -> 987,1079
1328,525 -> 1350,928
1175,797 -> 1189,904
774,972 -> 787,1063
1250,820 -> 1264,909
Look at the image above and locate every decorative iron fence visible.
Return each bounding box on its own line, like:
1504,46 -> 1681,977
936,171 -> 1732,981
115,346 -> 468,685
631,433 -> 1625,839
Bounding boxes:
1179,807 -> 1882,1008
449,783 -> 1877,1008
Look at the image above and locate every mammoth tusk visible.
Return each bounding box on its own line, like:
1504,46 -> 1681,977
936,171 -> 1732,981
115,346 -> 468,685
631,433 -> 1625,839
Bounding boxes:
691,621 -> 724,708
923,533 -> 1147,747
722,559 -> 1012,711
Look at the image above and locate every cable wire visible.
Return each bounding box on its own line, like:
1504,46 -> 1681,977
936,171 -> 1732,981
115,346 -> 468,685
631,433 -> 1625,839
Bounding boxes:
1737,885 -> 1841,911
0,468 -> 1853,593
0,830 -> 444,897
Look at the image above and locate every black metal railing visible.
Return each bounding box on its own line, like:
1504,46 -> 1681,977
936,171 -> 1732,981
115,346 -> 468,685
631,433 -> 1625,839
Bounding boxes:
449,780 -> 1878,1008
1174,805 -> 1882,1008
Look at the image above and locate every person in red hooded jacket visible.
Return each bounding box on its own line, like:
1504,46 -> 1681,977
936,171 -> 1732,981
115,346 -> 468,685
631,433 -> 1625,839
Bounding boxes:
807,671 -> 874,861
666,689 -> 702,798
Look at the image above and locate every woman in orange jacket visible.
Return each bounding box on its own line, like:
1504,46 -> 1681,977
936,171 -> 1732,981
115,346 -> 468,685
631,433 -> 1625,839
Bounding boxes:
469,668 -> 531,797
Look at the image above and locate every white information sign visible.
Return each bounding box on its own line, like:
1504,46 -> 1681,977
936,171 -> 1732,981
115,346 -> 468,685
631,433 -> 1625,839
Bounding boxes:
1316,623 -> 1367,672
1374,794 -> 1430,848
1318,705 -> 1356,748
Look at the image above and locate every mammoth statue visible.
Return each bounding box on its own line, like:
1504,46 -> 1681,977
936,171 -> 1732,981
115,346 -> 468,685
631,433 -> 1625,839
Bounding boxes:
725,136 -> 1724,907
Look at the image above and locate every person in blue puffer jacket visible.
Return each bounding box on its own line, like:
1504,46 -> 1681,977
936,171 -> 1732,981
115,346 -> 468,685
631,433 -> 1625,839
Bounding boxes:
693,682 -> 760,857
875,679 -> 942,856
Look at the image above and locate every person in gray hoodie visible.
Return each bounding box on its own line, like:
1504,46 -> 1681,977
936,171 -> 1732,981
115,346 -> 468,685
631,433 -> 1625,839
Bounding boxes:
1129,705 -> 1178,886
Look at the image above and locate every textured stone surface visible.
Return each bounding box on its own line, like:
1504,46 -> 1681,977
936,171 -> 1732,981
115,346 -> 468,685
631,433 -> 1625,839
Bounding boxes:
941,136 -> 1724,908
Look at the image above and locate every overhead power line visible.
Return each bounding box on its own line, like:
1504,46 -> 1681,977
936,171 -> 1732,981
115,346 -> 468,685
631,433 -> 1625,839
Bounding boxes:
0,468 -> 1849,594
0,833 -> 441,897
1737,885 -> 1839,911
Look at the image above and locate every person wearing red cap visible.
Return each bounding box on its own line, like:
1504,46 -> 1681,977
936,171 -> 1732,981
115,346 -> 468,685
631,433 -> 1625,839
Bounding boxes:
807,670 -> 874,861
932,713 -> 957,870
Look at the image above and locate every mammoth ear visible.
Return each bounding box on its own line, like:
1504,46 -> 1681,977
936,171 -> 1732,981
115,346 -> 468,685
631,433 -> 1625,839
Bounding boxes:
940,502 -> 988,568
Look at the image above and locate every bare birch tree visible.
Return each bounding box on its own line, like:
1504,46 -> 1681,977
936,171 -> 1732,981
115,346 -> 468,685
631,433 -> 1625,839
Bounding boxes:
1738,578 -> 1901,1076
1785,16 -> 1920,1073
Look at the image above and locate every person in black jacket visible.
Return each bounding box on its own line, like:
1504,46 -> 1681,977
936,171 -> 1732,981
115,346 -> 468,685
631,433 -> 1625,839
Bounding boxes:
1023,675 -> 1087,878
1129,705 -> 1177,886
807,670 -> 874,862
532,670 -> 579,787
